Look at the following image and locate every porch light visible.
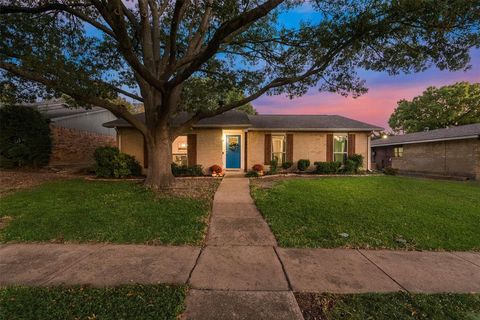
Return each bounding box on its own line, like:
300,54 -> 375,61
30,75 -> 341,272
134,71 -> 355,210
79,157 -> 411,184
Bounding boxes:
382,134 -> 388,139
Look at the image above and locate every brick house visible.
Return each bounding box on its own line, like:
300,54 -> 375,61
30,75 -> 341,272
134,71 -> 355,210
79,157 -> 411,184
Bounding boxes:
371,123 -> 480,180
104,111 -> 382,173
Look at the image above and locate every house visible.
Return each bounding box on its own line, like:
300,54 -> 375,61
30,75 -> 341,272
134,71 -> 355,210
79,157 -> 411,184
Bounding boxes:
371,123 -> 480,180
29,99 -> 117,136
27,100 -> 117,166
103,110 -> 383,173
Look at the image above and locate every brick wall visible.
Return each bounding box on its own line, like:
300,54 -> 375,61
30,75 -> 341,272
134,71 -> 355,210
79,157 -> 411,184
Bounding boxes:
50,125 -> 116,166
391,139 -> 479,179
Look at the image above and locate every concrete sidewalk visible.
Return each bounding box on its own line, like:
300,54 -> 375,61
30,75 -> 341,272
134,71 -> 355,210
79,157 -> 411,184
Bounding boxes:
1,175 -> 479,319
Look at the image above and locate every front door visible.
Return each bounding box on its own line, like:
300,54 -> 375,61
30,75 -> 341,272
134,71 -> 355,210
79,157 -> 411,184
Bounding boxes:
226,135 -> 241,169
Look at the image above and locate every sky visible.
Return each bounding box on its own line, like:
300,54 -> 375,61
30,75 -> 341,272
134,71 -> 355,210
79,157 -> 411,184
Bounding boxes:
253,50 -> 480,130
252,5 -> 480,131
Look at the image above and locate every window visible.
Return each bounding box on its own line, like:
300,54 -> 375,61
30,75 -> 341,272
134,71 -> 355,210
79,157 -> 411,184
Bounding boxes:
172,136 -> 188,165
394,146 -> 403,157
333,134 -> 348,163
271,134 -> 286,164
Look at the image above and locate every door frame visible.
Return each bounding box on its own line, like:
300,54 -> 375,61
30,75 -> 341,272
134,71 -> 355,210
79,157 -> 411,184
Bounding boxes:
222,129 -> 245,170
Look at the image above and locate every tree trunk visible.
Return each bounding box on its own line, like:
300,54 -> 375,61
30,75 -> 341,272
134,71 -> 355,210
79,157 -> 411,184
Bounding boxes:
144,126 -> 174,189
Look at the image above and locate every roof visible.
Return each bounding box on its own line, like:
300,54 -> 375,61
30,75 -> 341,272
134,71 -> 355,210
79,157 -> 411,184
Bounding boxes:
25,99 -> 108,120
371,123 -> 480,147
103,110 -> 383,131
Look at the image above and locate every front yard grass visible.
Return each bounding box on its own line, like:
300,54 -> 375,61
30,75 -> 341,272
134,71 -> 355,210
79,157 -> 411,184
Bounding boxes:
295,292 -> 480,320
0,179 -> 214,245
251,176 -> 480,250
0,285 -> 186,320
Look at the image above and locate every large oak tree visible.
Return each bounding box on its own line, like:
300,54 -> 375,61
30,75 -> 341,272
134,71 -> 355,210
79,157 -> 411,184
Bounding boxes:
1,0 -> 479,188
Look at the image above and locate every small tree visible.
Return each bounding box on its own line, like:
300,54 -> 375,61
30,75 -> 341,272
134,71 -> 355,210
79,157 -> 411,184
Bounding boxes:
389,82 -> 480,133
0,105 -> 52,168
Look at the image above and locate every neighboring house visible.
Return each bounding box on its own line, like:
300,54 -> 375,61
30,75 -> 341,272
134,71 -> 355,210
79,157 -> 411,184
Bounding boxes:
371,123 -> 480,180
104,110 -> 383,173
30,100 -> 116,136
28,100 -> 117,166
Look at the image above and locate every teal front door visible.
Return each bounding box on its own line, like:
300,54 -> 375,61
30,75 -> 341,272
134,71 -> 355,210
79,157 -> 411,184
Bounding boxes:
226,135 -> 241,169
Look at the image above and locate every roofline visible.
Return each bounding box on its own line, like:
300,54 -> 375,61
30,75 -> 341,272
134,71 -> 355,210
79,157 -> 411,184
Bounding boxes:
193,124 -> 251,128
247,127 -> 383,132
372,135 -> 480,147
50,109 -> 109,122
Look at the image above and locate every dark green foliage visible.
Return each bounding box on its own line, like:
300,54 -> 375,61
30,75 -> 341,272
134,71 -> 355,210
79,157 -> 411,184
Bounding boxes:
252,176 -> 480,250
245,170 -> 260,178
314,161 -> 342,174
282,161 -> 293,170
384,167 -> 399,175
342,159 -> 357,174
389,82 -> 480,133
0,105 -> 51,168
297,159 -> 311,171
269,157 -> 278,174
171,163 -> 203,177
0,285 -> 186,320
348,154 -> 364,170
94,146 -> 141,178
0,180 -> 210,244
295,292 -> 480,320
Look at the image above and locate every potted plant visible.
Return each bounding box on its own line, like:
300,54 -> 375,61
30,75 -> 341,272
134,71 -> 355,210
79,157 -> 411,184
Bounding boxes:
252,164 -> 265,176
210,164 -> 224,177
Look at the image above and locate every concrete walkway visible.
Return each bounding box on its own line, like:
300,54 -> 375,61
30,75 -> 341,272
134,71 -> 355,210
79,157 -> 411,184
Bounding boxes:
1,175 -> 480,319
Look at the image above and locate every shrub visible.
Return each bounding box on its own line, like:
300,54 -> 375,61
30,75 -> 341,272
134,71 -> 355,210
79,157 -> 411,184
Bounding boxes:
0,105 -> 52,168
171,163 -> 204,177
348,154 -> 364,172
342,159 -> 357,174
384,167 -> 398,176
94,146 -> 141,178
252,164 -> 264,172
210,164 -> 222,174
245,170 -> 259,178
281,161 -> 293,170
269,157 -> 278,174
314,161 -> 342,174
297,159 -> 310,171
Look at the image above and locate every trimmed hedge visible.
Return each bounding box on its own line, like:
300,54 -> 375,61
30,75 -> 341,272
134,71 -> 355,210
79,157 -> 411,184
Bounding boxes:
297,159 -> 310,171
171,163 -> 203,177
314,161 -> 342,174
0,105 -> 52,168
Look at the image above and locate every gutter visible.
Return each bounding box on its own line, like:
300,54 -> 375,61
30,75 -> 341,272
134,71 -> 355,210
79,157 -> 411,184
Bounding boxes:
371,135 -> 479,147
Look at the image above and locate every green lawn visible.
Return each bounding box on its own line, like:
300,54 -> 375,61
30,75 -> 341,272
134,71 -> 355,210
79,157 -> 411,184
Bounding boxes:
0,179 -> 210,244
0,285 -> 186,320
295,292 -> 480,320
252,176 -> 480,250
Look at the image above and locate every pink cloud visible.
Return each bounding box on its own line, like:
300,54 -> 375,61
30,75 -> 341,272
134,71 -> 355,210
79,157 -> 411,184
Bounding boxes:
253,53 -> 480,130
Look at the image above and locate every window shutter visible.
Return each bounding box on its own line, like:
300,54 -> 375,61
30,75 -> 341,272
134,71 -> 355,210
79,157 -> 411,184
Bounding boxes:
348,133 -> 356,156
244,132 -> 248,172
264,133 -> 271,165
143,137 -> 148,168
286,134 -> 293,163
326,133 -> 333,162
187,134 -> 197,166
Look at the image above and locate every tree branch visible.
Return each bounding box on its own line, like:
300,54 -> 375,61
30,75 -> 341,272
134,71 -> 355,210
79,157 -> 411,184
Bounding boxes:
0,3 -> 116,38
167,0 -> 284,88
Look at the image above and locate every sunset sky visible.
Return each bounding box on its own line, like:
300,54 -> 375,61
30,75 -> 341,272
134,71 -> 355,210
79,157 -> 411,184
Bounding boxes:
253,5 -> 480,131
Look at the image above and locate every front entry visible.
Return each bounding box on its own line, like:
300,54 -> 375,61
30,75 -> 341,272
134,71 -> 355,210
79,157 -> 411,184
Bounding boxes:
225,135 -> 241,169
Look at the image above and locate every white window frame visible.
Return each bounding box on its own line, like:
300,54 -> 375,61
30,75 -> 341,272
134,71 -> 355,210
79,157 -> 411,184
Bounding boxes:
333,133 -> 348,163
271,133 -> 286,164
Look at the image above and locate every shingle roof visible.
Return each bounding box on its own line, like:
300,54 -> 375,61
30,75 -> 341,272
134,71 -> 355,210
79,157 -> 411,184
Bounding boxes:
248,114 -> 383,131
103,110 -> 383,131
371,123 -> 480,147
24,99 -> 107,120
